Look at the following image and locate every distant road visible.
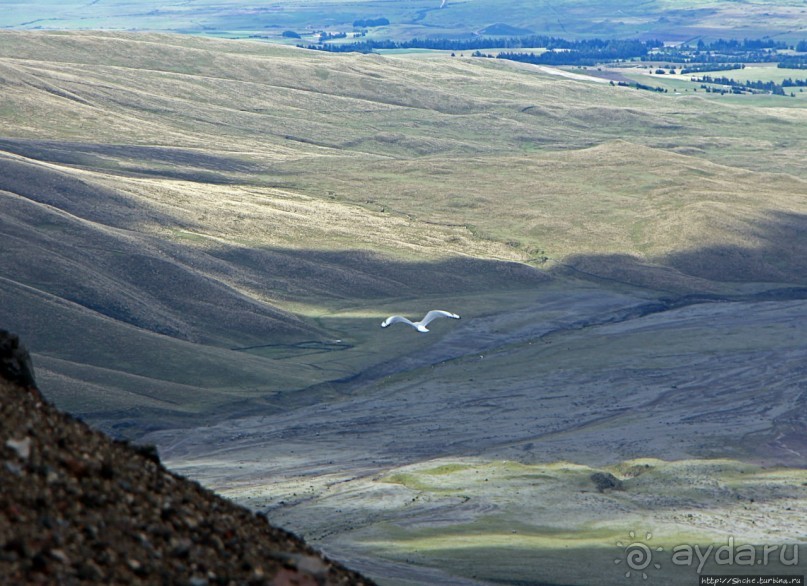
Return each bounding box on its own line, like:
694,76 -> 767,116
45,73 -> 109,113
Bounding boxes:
517,62 -> 613,83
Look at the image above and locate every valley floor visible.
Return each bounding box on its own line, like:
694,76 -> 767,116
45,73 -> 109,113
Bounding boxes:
1,30 -> 804,585
150,281 -> 807,585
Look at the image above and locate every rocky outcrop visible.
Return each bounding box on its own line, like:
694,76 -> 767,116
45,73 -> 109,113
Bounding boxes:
590,471 -> 624,493
0,331 -> 374,585
0,330 -> 37,390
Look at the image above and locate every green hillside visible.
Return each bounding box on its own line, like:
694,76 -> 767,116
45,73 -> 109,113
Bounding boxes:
2,30 -> 806,586
1,30 -> 805,430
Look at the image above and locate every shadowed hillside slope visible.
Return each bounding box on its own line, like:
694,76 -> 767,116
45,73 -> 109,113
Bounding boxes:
1,28 -> 805,586
0,31 -> 805,432
0,31 -> 804,285
0,144 -> 546,430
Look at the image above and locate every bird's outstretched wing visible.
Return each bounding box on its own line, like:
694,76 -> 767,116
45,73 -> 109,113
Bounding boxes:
381,315 -> 416,328
420,310 -> 461,326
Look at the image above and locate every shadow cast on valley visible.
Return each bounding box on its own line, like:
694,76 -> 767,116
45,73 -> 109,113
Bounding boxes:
552,211 -> 807,294
0,139 -> 263,184
285,538 -> 806,586
3,145 -> 807,444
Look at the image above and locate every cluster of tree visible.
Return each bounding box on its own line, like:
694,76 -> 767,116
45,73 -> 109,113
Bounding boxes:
614,81 -> 667,93
781,78 -> 807,87
680,63 -> 745,74
304,35 -> 662,58
695,75 -> 792,95
302,33 -> 805,70
643,38 -> 800,65
700,85 -> 752,95
494,41 -> 652,66
699,38 -> 788,51
777,56 -> 807,69
281,30 -> 301,39
353,18 -> 390,28
319,31 -> 347,42
644,49 -> 781,64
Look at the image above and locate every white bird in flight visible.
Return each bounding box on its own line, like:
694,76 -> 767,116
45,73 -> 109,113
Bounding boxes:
381,310 -> 460,333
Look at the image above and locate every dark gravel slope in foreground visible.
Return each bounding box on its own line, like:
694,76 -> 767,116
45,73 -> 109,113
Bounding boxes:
0,330 -> 374,585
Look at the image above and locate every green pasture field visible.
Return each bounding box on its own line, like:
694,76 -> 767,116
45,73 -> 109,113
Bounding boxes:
617,65 -> 807,101
709,64 -> 807,83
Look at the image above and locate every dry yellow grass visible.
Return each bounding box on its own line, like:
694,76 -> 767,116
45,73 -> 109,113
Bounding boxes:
1,31 -> 804,292
1,29 -> 806,425
2,30 -> 805,586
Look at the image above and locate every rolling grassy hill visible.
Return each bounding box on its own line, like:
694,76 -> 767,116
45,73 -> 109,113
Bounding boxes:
2,30 -> 806,586
1,30 -> 806,431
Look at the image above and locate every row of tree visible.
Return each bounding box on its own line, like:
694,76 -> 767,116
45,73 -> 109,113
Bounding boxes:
694,38 -> 788,50
319,31 -> 348,42
614,81 -> 667,93
304,34 -> 806,69
494,43 -> 651,66
352,18 -> 390,28
643,49 -> 783,64
303,35 -> 663,56
695,75 -> 801,95
680,63 -> 745,74
640,38 -> 802,65
777,56 -> 807,69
